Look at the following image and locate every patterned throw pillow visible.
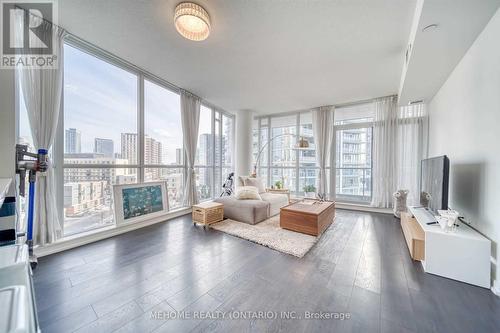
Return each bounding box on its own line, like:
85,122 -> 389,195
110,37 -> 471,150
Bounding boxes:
234,186 -> 262,200
244,177 -> 266,193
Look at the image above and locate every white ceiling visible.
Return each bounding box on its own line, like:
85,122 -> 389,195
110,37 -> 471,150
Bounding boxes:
399,0 -> 500,105
58,0 -> 416,114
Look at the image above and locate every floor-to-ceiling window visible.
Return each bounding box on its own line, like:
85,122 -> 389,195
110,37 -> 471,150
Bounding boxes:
254,118 -> 269,183
143,79 -> 184,209
220,113 -> 235,195
196,105 -> 214,201
253,102 -> 374,202
270,115 -> 297,193
17,37 -> 233,237
195,107 -> 235,201
298,112 -> 318,196
334,102 -> 374,203
62,43 -> 139,236
254,112 -> 318,196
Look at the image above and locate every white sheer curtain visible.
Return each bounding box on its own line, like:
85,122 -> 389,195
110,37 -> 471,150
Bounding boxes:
371,96 -> 398,208
312,106 -> 334,195
180,90 -> 201,206
396,104 -> 428,205
16,16 -> 66,245
371,97 -> 428,208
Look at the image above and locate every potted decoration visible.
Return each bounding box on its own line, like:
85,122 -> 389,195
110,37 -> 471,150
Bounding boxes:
274,180 -> 283,189
303,184 -> 316,198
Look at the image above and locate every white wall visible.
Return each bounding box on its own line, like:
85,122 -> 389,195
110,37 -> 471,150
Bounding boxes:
0,69 -> 16,194
428,8 -> 500,292
234,110 -> 253,178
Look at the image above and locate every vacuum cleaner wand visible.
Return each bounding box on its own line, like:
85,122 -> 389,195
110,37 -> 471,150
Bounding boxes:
15,144 -> 48,269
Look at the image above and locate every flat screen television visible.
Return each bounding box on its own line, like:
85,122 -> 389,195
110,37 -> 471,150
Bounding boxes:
420,155 -> 450,214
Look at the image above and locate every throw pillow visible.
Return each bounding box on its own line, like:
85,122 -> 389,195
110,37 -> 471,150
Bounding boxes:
237,176 -> 249,187
244,177 -> 266,193
235,186 -> 262,200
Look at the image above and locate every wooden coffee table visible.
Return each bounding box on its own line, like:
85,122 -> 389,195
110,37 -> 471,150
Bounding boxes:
280,199 -> 335,236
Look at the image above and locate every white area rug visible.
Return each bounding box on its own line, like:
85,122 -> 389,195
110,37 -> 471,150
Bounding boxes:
211,215 -> 319,258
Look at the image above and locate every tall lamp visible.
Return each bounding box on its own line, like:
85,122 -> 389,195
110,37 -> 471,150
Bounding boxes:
252,133 -> 309,177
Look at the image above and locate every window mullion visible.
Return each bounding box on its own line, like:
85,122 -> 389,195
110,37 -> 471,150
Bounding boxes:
138,74 -> 145,182
295,114 -> 300,195
266,117 -> 271,186
211,109 -> 216,199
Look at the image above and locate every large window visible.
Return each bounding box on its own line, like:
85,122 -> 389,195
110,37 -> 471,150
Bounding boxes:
196,106 -> 213,201
334,102 -> 374,203
143,79 -> 184,209
255,113 -> 317,196
63,43 -> 139,235
335,127 -> 372,203
195,106 -> 235,201
253,102 -> 374,203
14,38 -> 235,237
270,115 -> 297,193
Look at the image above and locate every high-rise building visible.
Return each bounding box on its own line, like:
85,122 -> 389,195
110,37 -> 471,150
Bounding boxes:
120,133 -> 162,167
94,138 -> 114,157
143,136 -> 163,181
335,128 -> 372,197
121,133 -> 138,165
65,128 -> 81,154
196,133 -> 213,166
144,136 -> 162,165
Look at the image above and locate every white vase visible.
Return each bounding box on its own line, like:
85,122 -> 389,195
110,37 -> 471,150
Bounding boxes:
304,192 -> 316,199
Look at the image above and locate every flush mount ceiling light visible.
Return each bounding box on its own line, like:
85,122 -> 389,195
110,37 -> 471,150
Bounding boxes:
174,2 -> 211,41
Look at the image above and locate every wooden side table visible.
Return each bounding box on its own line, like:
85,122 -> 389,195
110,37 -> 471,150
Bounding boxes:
266,188 -> 291,203
192,202 -> 224,228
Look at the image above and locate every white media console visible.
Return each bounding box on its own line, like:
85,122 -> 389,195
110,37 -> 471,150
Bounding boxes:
405,206 -> 491,288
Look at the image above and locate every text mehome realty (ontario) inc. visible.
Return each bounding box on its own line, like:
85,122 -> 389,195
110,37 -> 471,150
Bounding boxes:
150,310 -> 352,321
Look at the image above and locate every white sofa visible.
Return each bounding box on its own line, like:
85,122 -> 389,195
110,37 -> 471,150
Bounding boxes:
213,176 -> 289,224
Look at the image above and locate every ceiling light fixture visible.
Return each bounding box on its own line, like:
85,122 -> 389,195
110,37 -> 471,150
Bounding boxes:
174,2 -> 211,41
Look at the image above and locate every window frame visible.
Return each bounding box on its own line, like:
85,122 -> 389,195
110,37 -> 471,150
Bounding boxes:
255,112 -> 320,196
334,122 -> 374,204
54,35 -> 234,236
194,106 -> 235,201
253,106 -> 375,202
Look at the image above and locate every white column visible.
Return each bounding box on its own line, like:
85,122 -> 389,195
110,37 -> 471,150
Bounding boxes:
235,110 -> 253,179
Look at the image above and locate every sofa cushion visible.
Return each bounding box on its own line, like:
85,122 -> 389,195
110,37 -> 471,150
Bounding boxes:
260,192 -> 289,217
235,186 -> 261,200
244,177 -> 266,193
214,196 -> 269,225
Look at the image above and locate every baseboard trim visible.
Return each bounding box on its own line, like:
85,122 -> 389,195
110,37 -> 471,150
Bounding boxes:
34,208 -> 192,257
492,280 -> 500,296
336,203 -> 392,215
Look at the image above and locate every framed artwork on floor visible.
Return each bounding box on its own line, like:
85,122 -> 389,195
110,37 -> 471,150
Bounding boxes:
113,181 -> 170,226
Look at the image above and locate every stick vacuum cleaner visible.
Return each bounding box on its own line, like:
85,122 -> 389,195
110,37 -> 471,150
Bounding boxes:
15,144 -> 48,269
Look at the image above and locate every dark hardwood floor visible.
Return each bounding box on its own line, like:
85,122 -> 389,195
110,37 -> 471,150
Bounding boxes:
33,210 -> 500,333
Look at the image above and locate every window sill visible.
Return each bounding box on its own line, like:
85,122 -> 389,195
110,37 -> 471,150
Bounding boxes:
335,202 -> 392,215
34,207 -> 192,257
289,196 -> 390,214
